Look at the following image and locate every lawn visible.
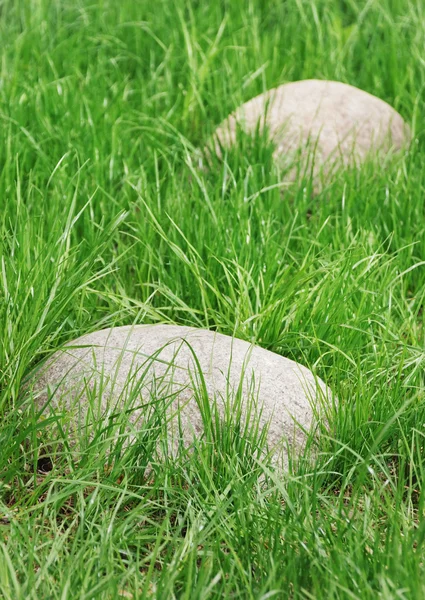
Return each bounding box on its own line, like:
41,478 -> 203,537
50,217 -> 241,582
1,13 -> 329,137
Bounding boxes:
1,0 -> 425,598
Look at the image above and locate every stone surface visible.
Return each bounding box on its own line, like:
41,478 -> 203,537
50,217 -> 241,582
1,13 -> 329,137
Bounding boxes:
30,325 -> 333,467
211,79 -> 410,186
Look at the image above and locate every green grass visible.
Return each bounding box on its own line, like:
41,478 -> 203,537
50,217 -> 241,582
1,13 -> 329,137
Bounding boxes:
1,0 -> 425,597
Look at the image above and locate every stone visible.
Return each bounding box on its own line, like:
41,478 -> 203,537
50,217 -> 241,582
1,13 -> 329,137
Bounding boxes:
210,79 -> 410,187
30,325 -> 333,468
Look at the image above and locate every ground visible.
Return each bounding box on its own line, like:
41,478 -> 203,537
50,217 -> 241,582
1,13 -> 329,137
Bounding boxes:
1,0 -> 425,598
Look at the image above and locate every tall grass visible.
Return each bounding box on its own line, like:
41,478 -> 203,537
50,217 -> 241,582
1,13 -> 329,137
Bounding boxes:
1,0 -> 425,597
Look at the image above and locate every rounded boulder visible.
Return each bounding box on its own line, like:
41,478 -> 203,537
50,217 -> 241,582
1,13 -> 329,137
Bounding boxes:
30,325 -> 333,468
211,79 -> 410,186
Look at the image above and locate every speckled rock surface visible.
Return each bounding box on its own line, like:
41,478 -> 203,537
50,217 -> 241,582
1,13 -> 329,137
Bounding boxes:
211,79 -> 409,186
31,325 -> 333,467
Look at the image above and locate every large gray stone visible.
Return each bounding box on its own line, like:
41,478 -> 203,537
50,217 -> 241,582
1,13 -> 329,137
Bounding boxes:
30,325 -> 333,468
211,79 -> 410,187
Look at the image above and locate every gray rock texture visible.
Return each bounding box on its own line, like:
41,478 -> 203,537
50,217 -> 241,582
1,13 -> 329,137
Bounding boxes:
31,325 -> 333,467
211,79 -> 410,186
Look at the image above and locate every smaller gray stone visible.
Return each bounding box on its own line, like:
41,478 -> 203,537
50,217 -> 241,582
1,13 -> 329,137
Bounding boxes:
210,79 -> 410,189
30,325 -> 333,469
